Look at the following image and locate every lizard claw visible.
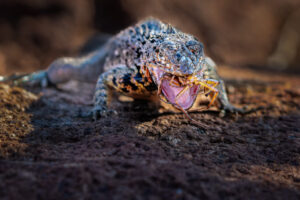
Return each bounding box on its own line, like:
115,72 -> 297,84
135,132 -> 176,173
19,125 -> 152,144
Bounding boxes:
223,104 -> 245,113
92,106 -> 118,120
219,104 -> 246,117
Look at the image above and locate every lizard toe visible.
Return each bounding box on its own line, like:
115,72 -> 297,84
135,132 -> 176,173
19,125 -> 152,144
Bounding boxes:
92,106 -> 117,120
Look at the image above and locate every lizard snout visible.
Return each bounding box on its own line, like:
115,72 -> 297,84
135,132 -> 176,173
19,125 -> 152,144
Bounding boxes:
179,56 -> 193,74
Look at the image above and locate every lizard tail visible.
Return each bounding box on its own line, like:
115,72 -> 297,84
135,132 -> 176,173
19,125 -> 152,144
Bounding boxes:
0,35 -> 112,87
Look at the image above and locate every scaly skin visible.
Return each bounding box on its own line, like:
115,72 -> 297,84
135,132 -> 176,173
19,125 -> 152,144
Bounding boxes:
0,18 -> 243,124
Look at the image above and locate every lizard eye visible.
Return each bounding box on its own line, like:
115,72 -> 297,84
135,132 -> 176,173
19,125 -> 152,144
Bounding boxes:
186,40 -> 197,46
175,52 -> 181,61
163,41 -> 177,51
186,40 -> 203,54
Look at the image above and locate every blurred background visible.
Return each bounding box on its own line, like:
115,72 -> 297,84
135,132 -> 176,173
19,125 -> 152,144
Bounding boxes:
0,0 -> 299,75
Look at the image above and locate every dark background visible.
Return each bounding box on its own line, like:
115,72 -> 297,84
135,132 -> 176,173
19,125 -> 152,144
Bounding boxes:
0,0 -> 299,75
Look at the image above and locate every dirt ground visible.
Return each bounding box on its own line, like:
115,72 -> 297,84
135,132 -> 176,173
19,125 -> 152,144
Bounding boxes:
1,65 -> 300,199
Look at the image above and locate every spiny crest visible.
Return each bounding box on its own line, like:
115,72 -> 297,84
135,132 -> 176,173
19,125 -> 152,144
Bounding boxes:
166,24 -> 177,34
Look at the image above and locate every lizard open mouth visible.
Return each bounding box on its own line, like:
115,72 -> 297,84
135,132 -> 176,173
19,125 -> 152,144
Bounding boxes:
160,78 -> 199,110
151,68 -> 200,110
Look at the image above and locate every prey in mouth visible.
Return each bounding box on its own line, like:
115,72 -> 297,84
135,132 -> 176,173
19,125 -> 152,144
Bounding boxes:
148,61 -> 219,127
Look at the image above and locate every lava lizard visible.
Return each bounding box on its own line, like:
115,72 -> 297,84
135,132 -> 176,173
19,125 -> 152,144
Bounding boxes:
0,18 -> 244,126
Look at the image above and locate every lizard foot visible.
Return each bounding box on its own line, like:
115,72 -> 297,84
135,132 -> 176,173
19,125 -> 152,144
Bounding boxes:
219,104 -> 246,117
92,106 -> 118,120
1,70 -> 51,87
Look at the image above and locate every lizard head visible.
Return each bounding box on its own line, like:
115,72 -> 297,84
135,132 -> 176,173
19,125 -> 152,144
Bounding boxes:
147,32 -> 207,111
157,34 -> 205,75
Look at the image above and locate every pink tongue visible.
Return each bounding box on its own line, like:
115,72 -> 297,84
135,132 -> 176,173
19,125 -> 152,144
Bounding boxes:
161,79 -> 199,110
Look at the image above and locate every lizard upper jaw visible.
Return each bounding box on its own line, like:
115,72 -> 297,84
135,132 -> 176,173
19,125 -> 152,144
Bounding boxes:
151,67 -> 199,110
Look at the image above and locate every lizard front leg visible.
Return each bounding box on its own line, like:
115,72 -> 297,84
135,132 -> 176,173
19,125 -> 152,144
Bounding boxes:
93,65 -> 137,119
204,57 -> 244,113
